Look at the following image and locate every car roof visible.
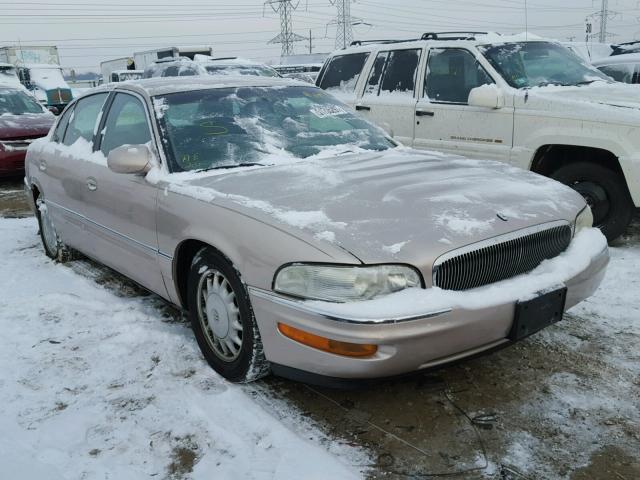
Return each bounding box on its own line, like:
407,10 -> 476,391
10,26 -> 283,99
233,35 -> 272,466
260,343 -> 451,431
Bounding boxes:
593,52 -> 640,66
77,75 -> 305,98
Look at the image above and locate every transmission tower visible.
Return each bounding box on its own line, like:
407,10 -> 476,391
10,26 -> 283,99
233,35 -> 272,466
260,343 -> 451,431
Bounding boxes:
587,0 -> 617,43
329,0 -> 354,49
265,0 -> 306,57
599,0 -> 609,42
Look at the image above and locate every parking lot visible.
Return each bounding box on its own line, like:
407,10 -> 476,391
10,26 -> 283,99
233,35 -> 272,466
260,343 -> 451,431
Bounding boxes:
1,176 -> 638,479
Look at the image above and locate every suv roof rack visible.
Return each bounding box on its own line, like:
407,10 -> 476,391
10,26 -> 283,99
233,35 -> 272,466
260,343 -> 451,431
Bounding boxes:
349,38 -> 419,47
349,31 -> 495,47
421,31 -> 491,40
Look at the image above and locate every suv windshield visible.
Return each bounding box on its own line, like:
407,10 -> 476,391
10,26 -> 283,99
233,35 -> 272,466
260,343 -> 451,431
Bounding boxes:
0,88 -> 45,115
154,86 -> 393,172
479,41 -> 610,88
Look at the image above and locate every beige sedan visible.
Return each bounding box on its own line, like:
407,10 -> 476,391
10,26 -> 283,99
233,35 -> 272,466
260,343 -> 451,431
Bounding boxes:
25,76 -> 608,385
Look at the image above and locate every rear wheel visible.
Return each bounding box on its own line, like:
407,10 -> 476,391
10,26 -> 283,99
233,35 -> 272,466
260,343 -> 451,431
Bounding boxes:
35,194 -> 77,262
187,247 -> 269,382
551,162 -> 633,242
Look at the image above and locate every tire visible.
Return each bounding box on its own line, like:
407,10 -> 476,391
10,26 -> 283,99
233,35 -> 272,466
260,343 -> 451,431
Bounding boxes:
551,162 -> 634,242
187,247 -> 269,382
35,195 -> 78,262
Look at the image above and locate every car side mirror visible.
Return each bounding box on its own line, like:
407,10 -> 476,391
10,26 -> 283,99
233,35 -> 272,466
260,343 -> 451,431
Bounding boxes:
468,85 -> 504,109
380,122 -> 394,138
47,106 -> 60,115
107,144 -> 152,174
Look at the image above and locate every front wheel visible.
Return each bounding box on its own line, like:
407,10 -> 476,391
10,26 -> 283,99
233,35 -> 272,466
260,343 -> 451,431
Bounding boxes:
551,162 -> 634,242
187,247 -> 269,382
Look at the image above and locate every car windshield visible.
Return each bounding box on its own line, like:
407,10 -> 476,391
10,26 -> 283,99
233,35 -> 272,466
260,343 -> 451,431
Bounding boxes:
0,88 -> 45,115
203,64 -> 280,77
154,86 -> 393,172
479,41 -> 610,88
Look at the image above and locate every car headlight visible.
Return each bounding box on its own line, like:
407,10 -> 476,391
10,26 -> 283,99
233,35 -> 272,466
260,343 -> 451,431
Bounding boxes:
574,206 -> 593,235
274,264 -> 422,302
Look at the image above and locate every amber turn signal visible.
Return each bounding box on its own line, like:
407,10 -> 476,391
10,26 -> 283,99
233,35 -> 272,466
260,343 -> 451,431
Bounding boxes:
277,323 -> 378,358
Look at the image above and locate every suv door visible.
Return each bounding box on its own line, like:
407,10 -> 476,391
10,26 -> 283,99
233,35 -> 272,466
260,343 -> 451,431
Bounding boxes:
83,91 -> 166,295
355,48 -> 423,145
43,93 -> 109,252
413,48 -> 514,162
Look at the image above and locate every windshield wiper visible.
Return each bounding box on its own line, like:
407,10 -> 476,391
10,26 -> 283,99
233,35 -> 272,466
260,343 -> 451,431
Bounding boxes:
198,162 -> 266,172
574,80 -> 602,86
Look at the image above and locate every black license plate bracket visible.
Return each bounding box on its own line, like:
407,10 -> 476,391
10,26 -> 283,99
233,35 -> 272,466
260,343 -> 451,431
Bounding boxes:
509,286 -> 568,341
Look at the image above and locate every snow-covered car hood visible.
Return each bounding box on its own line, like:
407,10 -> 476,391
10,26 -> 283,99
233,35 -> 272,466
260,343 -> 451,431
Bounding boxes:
167,148 -> 586,266
0,113 -> 54,138
526,82 -> 640,125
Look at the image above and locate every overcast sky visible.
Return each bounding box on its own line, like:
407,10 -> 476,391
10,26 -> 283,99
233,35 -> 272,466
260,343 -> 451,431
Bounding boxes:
1,0 -> 639,72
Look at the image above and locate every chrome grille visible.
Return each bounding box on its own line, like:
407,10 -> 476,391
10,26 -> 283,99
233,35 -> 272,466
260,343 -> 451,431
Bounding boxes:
0,139 -> 35,151
433,223 -> 573,291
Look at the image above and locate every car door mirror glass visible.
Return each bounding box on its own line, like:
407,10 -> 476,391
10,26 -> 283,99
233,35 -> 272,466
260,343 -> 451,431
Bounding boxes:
468,85 -> 504,109
107,144 -> 152,174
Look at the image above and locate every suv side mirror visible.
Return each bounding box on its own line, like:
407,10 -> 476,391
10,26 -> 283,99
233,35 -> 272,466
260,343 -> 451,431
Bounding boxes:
107,144 -> 152,174
468,85 -> 504,109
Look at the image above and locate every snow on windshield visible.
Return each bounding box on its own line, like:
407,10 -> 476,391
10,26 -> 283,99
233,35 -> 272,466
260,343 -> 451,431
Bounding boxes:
479,42 -> 609,88
153,86 -> 393,172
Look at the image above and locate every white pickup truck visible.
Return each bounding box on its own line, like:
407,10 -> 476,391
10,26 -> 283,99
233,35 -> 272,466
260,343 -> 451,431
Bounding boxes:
317,32 -> 640,241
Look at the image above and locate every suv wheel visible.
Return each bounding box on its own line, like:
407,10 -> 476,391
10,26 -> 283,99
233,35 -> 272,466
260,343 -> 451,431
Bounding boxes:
187,247 -> 269,382
551,162 -> 633,242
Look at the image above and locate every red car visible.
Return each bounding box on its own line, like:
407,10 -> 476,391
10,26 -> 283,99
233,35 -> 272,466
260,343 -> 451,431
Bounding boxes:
0,86 -> 55,177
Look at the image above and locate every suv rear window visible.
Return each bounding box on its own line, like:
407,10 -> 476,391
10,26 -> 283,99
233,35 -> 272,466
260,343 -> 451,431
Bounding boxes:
318,52 -> 369,92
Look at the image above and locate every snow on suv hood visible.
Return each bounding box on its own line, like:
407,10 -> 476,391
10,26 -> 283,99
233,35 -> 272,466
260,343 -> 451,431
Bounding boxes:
527,82 -> 640,123
170,148 -> 586,266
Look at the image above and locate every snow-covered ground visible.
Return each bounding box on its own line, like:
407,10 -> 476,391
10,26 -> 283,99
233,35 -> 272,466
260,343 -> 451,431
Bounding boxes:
0,217 -> 367,480
1,212 -> 638,479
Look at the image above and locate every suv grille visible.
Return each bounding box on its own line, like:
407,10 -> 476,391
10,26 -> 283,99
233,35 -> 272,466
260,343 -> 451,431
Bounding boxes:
433,223 -> 573,291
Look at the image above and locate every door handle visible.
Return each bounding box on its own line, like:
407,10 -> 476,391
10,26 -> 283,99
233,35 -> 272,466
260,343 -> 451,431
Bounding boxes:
416,110 -> 435,117
86,177 -> 98,192
39,159 -> 47,171
355,105 -> 371,111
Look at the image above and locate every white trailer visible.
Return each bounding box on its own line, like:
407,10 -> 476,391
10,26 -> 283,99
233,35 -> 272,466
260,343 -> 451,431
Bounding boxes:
0,45 -> 60,66
133,46 -> 213,70
100,57 -> 136,83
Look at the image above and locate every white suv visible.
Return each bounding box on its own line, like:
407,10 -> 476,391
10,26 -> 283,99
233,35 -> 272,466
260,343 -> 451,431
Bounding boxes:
316,32 -> 640,241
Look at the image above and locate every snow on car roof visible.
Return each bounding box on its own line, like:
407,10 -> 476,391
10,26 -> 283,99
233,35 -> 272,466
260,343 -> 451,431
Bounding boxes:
116,75 -> 305,96
592,52 -> 640,66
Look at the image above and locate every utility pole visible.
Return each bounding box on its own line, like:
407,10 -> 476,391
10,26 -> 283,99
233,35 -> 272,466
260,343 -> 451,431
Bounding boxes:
329,0 -> 354,49
265,0 -> 306,57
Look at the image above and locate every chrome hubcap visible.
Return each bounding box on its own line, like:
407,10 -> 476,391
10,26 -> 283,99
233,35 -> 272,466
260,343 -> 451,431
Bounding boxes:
37,199 -> 58,254
196,269 -> 243,362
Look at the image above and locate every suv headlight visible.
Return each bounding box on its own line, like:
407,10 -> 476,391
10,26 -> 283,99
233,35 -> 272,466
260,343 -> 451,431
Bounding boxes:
574,206 -> 593,235
274,264 -> 422,302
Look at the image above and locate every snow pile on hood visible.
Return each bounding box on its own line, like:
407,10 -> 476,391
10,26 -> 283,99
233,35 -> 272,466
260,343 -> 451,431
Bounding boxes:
0,217 -> 366,479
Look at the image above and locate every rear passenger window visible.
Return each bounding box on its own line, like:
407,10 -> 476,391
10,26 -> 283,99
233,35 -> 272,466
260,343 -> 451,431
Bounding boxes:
63,93 -> 108,146
425,48 -> 494,104
100,93 -> 151,156
318,52 -> 369,92
379,49 -> 421,96
52,106 -> 74,143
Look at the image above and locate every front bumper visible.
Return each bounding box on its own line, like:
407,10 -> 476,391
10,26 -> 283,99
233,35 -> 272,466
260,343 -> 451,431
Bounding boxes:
250,235 -> 609,382
0,150 -> 27,177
